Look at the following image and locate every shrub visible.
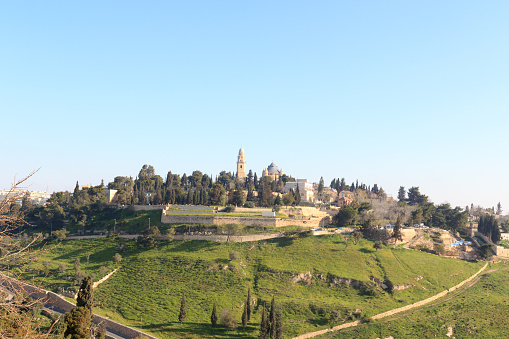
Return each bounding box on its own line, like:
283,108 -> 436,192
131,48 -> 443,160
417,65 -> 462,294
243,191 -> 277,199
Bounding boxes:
222,206 -> 236,213
165,228 -> 175,241
433,243 -> 445,256
99,266 -> 108,276
220,308 -> 237,331
145,226 -> 160,236
113,253 -> 122,263
229,251 -> 239,261
360,313 -> 373,323
58,263 -> 66,273
73,270 -> 86,286
244,201 -> 255,208
42,260 -> 52,272
53,229 -> 69,241
328,309 -> 343,323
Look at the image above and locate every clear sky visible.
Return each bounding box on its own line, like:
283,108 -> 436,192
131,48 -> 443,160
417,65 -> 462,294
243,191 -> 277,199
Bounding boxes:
2,1 -> 508,212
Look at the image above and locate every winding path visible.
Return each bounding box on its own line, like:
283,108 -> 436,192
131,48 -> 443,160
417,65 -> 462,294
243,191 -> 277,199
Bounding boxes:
293,262 -> 489,339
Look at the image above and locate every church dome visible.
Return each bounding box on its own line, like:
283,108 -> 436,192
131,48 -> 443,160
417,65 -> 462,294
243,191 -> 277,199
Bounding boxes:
267,162 -> 279,173
239,147 -> 244,156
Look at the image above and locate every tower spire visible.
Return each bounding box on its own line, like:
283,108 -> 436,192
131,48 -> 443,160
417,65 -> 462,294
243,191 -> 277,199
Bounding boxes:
236,147 -> 247,181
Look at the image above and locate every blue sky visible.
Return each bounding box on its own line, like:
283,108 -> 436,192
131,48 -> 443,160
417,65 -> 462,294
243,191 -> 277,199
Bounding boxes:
2,1 -> 508,212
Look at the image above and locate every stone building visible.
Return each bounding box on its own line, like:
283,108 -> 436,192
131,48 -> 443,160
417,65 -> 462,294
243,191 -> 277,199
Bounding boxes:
262,162 -> 284,181
236,147 -> 247,181
284,179 -> 314,203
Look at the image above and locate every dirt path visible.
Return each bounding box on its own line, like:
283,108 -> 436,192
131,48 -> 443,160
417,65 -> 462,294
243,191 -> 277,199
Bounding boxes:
319,265 -> 506,338
293,262 -> 489,339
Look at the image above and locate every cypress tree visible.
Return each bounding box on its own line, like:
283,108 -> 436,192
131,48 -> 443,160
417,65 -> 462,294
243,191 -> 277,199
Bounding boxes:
211,303 -> 217,330
260,305 -> 268,339
193,190 -> 199,205
247,288 -> 251,321
392,215 -> 403,242
179,293 -> 187,324
76,276 -> 93,312
269,297 -> 276,339
492,218 -> 501,243
242,302 -> 248,329
275,308 -> 283,339
294,185 -> 301,205
201,189 -> 205,205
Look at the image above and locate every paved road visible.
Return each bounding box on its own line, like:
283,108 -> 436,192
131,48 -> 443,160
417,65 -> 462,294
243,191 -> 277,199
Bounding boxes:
0,273 -> 156,339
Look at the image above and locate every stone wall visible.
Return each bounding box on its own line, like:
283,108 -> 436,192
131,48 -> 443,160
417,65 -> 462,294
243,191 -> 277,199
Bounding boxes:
174,233 -> 283,242
472,231 -> 509,257
392,228 -> 417,245
161,213 -> 329,228
495,246 -> 509,257
133,205 -> 166,211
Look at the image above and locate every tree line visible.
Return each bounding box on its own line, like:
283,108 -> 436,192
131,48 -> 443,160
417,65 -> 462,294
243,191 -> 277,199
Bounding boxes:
334,186 -> 471,234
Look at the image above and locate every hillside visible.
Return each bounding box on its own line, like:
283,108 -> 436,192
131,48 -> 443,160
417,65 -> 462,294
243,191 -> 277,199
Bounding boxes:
326,262 -> 509,338
15,235 -> 483,338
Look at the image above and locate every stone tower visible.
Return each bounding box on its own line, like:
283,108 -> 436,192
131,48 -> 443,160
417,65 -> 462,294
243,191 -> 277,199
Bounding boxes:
236,147 -> 247,181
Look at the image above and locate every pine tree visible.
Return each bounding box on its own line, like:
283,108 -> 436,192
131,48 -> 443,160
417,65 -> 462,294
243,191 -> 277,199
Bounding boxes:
260,305 -> 269,339
211,303 -> 217,330
247,288 -> 251,321
179,293 -> 187,324
76,276 -> 93,312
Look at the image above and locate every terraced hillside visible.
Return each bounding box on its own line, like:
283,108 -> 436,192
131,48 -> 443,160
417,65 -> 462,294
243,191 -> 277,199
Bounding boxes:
16,235 -> 483,338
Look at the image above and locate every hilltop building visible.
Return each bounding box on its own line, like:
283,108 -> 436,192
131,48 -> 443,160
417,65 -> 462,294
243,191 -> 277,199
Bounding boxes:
262,162 -> 284,181
285,179 -> 314,202
236,147 -> 247,181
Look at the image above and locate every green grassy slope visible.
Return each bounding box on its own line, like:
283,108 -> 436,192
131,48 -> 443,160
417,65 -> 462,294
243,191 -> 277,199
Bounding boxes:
327,263 -> 509,338
13,235 -> 483,338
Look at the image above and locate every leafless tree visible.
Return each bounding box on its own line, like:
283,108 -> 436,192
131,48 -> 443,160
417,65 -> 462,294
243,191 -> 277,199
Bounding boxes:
0,170 -> 62,338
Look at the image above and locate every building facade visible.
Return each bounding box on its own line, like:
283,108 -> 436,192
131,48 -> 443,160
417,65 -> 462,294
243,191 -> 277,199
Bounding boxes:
284,179 -> 314,202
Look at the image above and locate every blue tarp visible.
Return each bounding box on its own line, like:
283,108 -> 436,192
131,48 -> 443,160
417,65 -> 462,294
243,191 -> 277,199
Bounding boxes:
451,240 -> 472,247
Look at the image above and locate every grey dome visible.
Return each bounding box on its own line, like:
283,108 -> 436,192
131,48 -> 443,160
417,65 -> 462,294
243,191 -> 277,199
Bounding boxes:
267,162 -> 279,173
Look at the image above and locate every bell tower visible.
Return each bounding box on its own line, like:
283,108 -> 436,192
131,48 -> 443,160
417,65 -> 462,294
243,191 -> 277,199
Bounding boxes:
236,147 -> 247,181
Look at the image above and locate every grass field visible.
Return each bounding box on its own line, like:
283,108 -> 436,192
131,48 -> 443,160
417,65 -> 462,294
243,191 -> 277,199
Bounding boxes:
9,235 -> 484,338
325,262 -> 509,339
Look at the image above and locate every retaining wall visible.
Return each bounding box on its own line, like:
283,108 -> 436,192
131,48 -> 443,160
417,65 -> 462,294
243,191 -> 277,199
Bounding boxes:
472,231 -> 507,257
132,205 -> 166,211
161,213 -> 329,228
173,233 -> 284,242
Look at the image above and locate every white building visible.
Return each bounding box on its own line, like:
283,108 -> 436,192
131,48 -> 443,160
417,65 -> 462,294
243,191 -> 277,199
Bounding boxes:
284,179 -> 315,203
